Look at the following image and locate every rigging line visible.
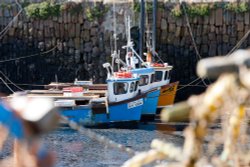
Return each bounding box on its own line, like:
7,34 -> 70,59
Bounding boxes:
0,82 -> 46,87
0,45 -> 57,63
0,9 -> 23,39
0,71 -> 24,91
180,2 -> 209,87
226,29 -> 250,56
176,77 -> 202,91
60,116 -> 136,156
0,77 -> 15,93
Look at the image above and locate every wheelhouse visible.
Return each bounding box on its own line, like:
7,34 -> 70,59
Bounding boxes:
107,77 -> 140,103
130,67 -> 155,93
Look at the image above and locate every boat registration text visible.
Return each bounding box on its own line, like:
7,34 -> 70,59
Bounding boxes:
128,99 -> 143,109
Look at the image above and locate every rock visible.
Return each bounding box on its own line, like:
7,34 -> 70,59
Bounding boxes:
237,22 -> 244,31
81,30 -> 90,42
175,26 -> 181,37
245,12 -> 249,25
69,24 -> 75,38
209,42 -> 217,56
84,42 -> 92,52
215,8 -> 223,26
83,21 -> 91,29
38,42 -> 45,51
75,50 -> 81,63
90,28 -> 98,36
68,38 -> 74,47
74,38 -> 80,49
161,18 -> 167,30
92,47 -> 99,57
223,35 -> 229,43
168,24 -> 175,33
76,23 -> 81,37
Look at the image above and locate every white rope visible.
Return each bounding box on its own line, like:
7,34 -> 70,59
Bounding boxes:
0,77 -> 15,93
0,71 -> 24,91
181,2 -> 209,87
0,45 -> 57,63
0,9 -> 23,40
226,30 -> 250,56
177,77 -> 201,91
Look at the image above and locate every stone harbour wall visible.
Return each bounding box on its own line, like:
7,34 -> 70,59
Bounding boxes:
0,1 -> 250,99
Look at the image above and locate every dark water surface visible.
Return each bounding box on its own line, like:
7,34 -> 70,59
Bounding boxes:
44,124 -> 185,167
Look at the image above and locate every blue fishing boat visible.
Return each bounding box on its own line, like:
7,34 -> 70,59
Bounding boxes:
55,66 -> 146,125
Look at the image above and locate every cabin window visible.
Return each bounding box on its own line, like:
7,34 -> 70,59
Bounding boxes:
164,71 -> 170,80
130,82 -> 135,93
150,74 -> 155,83
155,71 -> 163,82
135,81 -> 139,91
139,75 -> 149,86
114,82 -> 128,95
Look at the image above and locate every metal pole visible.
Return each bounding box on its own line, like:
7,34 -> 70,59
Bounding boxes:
139,0 -> 145,66
152,0 -> 157,53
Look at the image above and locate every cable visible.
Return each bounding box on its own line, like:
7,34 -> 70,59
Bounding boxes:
180,2 -> 209,87
0,45 -> 57,63
0,71 -> 24,91
0,9 -> 23,40
176,77 -> 201,91
0,77 -> 15,93
226,30 -> 250,56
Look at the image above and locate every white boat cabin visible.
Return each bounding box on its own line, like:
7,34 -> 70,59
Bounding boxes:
150,64 -> 173,88
130,67 -> 156,93
106,76 -> 140,103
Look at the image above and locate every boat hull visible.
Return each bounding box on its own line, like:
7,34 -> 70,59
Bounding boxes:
141,89 -> 160,116
157,82 -> 179,108
60,97 -> 144,126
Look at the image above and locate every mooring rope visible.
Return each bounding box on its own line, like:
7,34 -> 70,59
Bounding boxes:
0,45 -> 57,63
180,2 -> 209,87
0,71 -> 24,91
0,77 -> 15,93
226,30 -> 250,56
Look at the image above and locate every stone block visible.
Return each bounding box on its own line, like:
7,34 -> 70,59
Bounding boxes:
78,14 -> 84,24
168,23 -> 175,33
160,30 -> 168,44
215,8 -> 223,26
8,28 -> 15,36
238,31 -> 244,40
69,24 -> 75,38
223,35 -> 229,43
74,38 -> 80,49
245,12 -> 249,25
84,42 -> 92,52
209,42 -> 217,56
161,18 -> 167,30
81,30 -> 90,42
68,13 -> 71,23
175,26 -> 181,37
75,23 -> 80,37
90,28 -> 98,36
237,22 -> 244,31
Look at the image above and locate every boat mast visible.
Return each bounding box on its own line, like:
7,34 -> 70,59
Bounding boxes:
152,0 -> 157,54
139,0 -> 145,68
112,1 -> 119,71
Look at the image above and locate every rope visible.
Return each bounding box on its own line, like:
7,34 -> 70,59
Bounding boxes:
0,45 -> 57,63
0,71 -> 24,91
60,116 -> 136,156
0,9 -> 23,40
0,77 -> 15,93
180,2 -> 209,87
226,30 -> 250,56
177,77 -> 201,91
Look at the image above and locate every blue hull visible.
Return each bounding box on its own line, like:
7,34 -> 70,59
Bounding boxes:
142,89 -> 160,115
61,98 -> 144,125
